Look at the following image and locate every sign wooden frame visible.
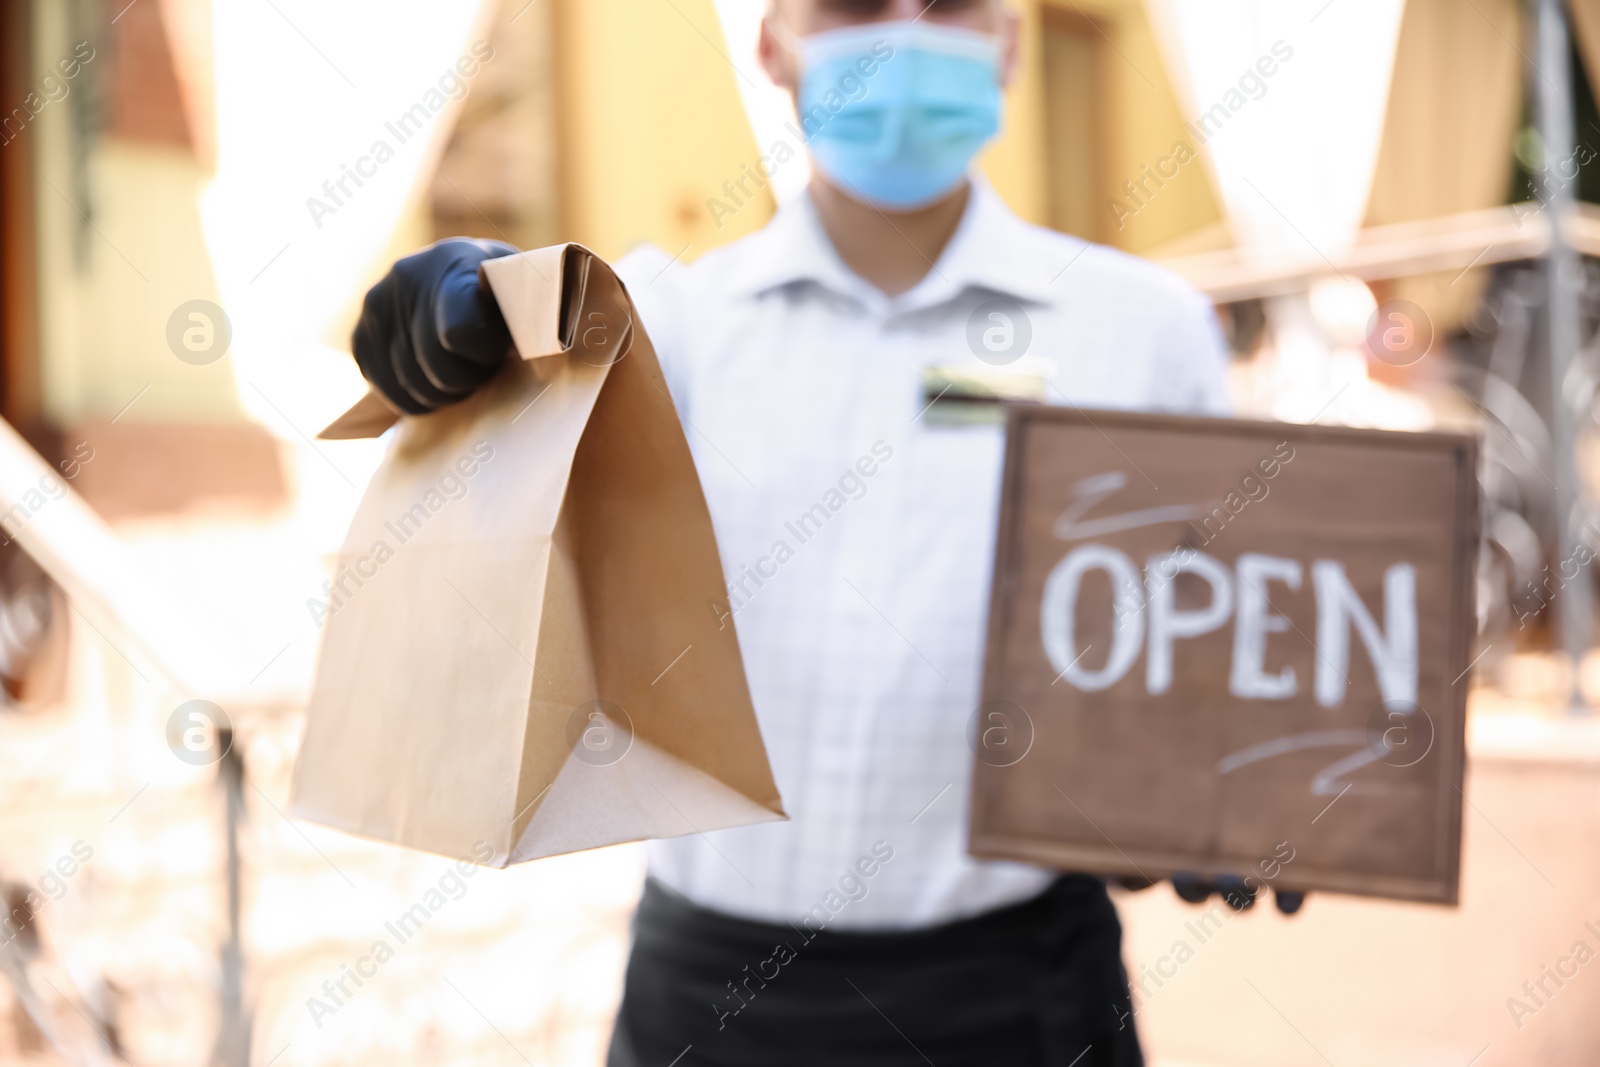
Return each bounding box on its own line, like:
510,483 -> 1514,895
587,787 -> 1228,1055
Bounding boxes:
968,405 -> 1479,904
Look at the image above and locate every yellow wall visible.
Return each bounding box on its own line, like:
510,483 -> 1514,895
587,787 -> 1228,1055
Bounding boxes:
990,0 -> 1224,254
981,0 -> 1051,225
552,0 -> 776,262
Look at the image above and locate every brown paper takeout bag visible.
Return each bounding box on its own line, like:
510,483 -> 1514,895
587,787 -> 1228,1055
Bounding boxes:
290,244 -> 786,866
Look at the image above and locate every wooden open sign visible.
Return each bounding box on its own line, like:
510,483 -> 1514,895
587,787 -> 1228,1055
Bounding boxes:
968,407 -> 1479,904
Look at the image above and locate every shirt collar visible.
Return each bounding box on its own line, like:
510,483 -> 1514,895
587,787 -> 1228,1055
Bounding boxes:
732,176 -> 1078,312
729,189 -> 861,302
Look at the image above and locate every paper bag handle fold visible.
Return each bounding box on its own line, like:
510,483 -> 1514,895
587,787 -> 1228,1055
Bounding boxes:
318,243 -> 607,441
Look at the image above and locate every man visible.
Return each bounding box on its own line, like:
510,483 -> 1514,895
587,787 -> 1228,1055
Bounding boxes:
352,1 -> 1231,1062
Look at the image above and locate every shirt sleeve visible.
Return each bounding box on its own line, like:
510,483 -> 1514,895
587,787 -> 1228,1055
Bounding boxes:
614,244 -> 693,415
1151,288 -> 1234,417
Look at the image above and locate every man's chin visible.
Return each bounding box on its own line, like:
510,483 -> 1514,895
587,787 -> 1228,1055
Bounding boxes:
809,169 -> 972,215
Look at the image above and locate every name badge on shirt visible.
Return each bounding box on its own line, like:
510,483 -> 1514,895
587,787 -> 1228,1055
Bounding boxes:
919,358 -> 1055,426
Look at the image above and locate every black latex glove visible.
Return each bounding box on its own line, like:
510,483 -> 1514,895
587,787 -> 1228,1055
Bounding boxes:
1274,889 -> 1307,915
1168,872 -> 1307,915
352,237 -> 518,415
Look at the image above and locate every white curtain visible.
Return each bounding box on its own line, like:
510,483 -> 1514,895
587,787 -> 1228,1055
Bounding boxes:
200,0 -> 494,441
1143,0 -> 1406,262
1144,0 -> 1414,426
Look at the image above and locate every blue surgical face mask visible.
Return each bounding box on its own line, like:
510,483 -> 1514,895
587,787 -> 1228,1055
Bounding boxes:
793,20 -> 1003,211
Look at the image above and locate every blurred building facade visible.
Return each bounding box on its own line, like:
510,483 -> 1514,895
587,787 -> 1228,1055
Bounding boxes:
0,1 -> 1599,1066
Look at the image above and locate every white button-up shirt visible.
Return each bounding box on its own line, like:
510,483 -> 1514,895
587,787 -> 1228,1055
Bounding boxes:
617,179 -> 1231,929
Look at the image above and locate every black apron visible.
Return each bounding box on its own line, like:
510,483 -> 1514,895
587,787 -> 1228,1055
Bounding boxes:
607,875 -> 1142,1067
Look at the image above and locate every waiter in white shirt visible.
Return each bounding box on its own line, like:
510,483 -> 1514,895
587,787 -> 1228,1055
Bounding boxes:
348,0 -> 1232,1063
